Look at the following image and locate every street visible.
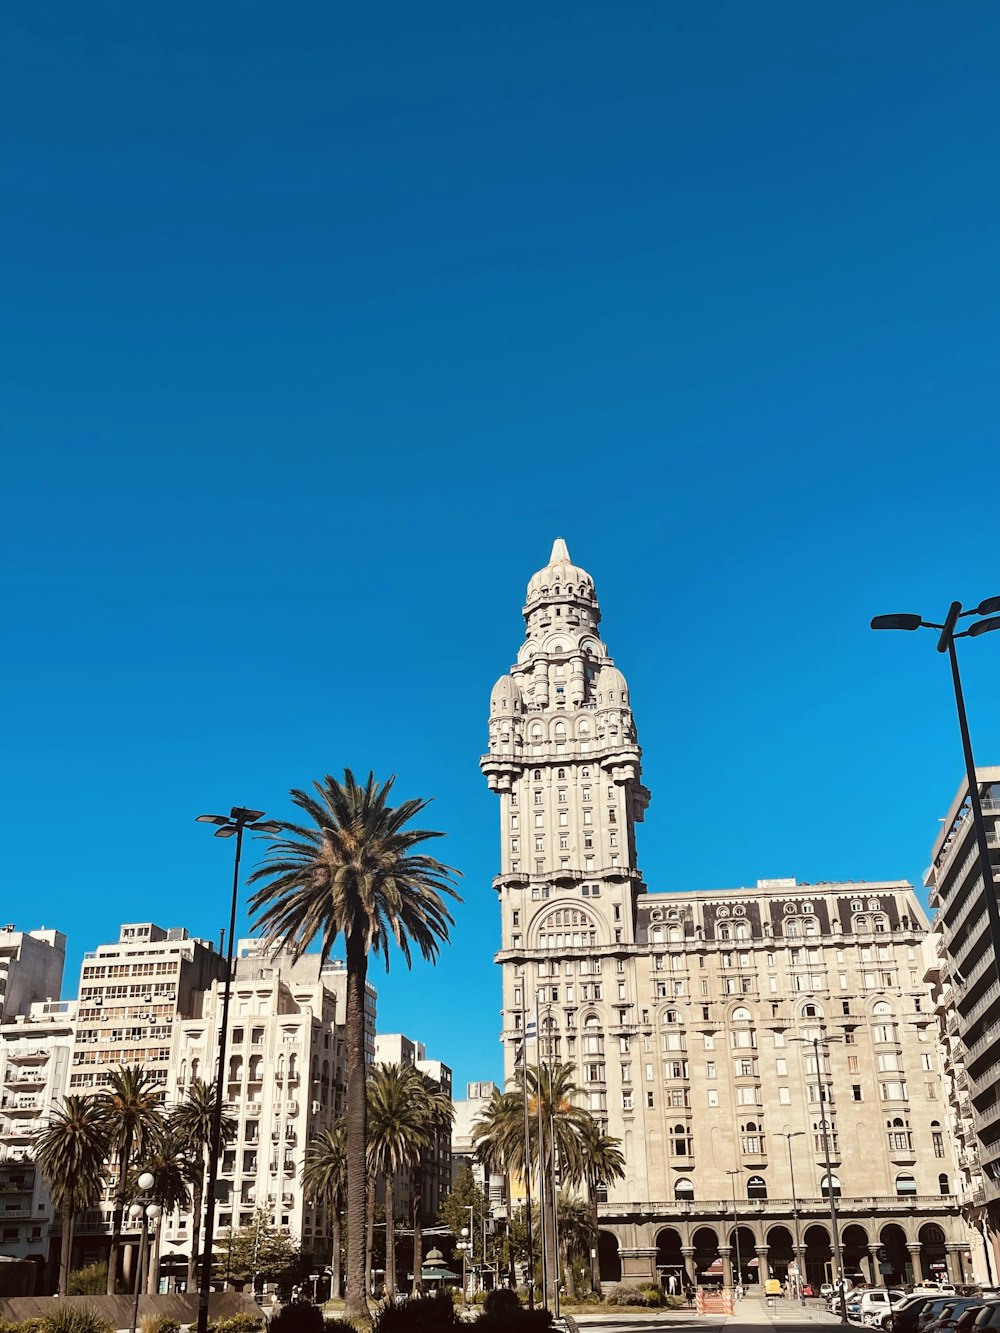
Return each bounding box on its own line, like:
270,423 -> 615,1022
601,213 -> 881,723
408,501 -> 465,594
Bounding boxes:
571,1294 -> 844,1333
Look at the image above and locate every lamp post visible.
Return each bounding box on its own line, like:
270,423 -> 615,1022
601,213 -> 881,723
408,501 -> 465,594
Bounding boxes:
128,1171 -> 162,1333
871,598 -> 1000,997
791,1031 -> 848,1322
457,1223 -> 472,1302
194,806 -> 280,1333
777,1131 -> 805,1303
725,1169 -> 743,1297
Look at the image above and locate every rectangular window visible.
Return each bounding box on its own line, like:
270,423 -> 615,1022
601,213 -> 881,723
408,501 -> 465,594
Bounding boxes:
708,1089 -> 719,1107
851,1084 -> 863,1101
706,1061 -> 716,1078
775,1058 -> 787,1076
646,1091 -> 655,1108
932,1131 -> 944,1158
778,1087 -> 791,1105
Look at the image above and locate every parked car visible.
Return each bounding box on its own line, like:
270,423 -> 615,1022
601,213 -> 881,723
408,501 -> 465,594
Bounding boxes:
853,1290 -> 907,1326
919,1298 -> 966,1331
886,1296 -> 946,1333
973,1305 -> 1000,1330
927,1299 -> 990,1333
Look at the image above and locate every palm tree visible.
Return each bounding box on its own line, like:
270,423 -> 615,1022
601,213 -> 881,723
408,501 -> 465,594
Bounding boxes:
552,1192 -> 592,1300
472,1062 -> 590,1300
470,1087 -> 516,1289
408,1071 -> 454,1296
35,1095 -> 110,1294
366,1063 -> 431,1301
170,1079 -> 237,1289
301,1123 -> 347,1300
248,769 -> 462,1321
100,1065 -> 166,1293
576,1119 -> 625,1292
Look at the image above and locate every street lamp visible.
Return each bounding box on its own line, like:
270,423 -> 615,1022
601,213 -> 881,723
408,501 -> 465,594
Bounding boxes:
194,806 -> 280,1333
457,1224 -> 472,1302
790,1031 -> 848,1322
871,597 -> 1000,997
725,1169 -> 743,1297
128,1171 -> 162,1333
776,1131 -> 805,1303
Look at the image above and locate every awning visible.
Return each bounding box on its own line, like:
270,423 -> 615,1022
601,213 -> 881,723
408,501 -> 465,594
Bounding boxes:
421,1266 -> 461,1280
704,1260 -> 724,1274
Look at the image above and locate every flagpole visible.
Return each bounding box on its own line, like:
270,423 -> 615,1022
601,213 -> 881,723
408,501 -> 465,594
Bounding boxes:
519,1003 -> 535,1311
535,991 -> 548,1312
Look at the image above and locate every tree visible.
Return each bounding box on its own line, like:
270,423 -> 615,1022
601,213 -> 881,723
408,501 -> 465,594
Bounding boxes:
99,1065 -> 166,1294
366,1063 -> 431,1301
440,1163 -> 488,1272
170,1079 -> 237,1289
552,1192 -> 592,1301
576,1118 -> 625,1291
301,1123 -> 347,1300
248,770 -> 462,1321
35,1094 -> 110,1294
408,1071 -> 454,1297
215,1209 -> 301,1290
471,1062 -> 591,1301
128,1130 -> 193,1294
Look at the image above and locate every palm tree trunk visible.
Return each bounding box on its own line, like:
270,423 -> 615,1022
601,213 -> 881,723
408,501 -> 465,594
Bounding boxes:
188,1176 -> 204,1291
330,1199 -> 342,1300
107,1133 -> 133,1295
365,1167 -> 376,1293
58,1204 -> 72,1295
561,1235 -> 576,1301
384,1171 -> 395,1300
410,1179 -> 423,1297
343,937 -> 369,1321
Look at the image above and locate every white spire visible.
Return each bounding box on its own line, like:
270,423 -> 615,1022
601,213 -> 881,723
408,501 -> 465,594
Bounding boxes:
549,537 -> 570,563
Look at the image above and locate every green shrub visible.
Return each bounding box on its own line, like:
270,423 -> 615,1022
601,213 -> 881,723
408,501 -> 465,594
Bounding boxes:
372,1291 -> 463,1332
482,1289 -> 520,1318
637,1282 -> 664,1307
475,1310 -> 553,1333
67,1264 -> 108,1297
140,1316 -> 181,1333
0,1321 -> 42,1333
609,1283 -> 648,1306
321,1322 -> 356,1332
38,1308 -> 115,1333
267,1307 -> 325,1333
213,1318 -> 264,1333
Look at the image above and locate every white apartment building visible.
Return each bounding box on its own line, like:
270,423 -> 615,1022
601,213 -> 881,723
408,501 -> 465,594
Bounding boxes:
481,540 -> 967,1291
924,767 -> 1000,1280
372,1034 -> 453,1230
161,941 -> 377,1288
0,999 -> 75,1283
0,927 -> 66,1025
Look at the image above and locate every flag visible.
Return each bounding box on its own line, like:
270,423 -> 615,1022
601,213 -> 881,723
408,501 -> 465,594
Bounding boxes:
514,1019 -> 537,1067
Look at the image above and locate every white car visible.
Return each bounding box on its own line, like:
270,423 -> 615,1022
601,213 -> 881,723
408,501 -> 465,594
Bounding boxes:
855,1289 -> 907,1325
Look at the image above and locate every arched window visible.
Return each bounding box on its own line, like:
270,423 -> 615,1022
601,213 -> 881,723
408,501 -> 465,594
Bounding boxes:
670,1123 -> 693,1156
674,1178 -> 695,1201
533,768 -> 542,780
664,1010 -> 680,1025
732,1007 -> 752,1022
734,923 -> 750,940
873,1001 -> 894,1017
785,919 -> 800,938
895,1173 -> 917,1196
536,906 -> 599,950
747,1175 -> 767,1200
554,722 -> 566,738
557,768 -> 566,779
802,1003 -> 824,1019
821,1173 -> 842,1198
801,917 -> 819,937
938,1173 -> 950,1196
718,925 -> 731,941
669,926 -> 682,942
650,926 -> 663,943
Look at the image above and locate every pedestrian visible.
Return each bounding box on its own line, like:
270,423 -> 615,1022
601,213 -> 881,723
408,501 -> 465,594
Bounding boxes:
668,1274 -> 678,1295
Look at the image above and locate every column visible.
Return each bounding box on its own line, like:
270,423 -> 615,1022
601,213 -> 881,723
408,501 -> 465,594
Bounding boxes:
681,1245 -> 696,1288
868,1244 -> 881,1287
755,1245 -> 770,1283
945,1244 -> 964,1285
719,1244 -> 733,1290
907,1242 -> 923,1286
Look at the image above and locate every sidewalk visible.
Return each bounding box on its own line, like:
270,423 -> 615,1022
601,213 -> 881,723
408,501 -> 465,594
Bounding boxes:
724,1293 -> 844,1326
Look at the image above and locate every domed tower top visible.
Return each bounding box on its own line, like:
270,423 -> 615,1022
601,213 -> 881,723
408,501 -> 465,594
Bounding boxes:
523,537 -> 600,625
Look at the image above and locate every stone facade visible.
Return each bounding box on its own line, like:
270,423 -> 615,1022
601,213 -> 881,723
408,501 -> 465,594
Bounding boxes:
482,539 -> 968,1290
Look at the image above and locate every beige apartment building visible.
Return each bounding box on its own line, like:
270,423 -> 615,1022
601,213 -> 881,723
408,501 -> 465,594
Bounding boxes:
482,540 -> 967,1291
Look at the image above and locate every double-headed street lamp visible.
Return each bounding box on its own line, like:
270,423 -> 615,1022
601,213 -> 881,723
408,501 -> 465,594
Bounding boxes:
724,1169 -> 743,1297
128,1171 -> 161,1333
871,597 -> 1000,998
194,807 -> 280,1333
776,1131 -> 805,1304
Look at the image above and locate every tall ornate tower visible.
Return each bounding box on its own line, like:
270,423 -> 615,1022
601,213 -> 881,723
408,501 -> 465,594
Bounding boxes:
481,539 -> 651,1115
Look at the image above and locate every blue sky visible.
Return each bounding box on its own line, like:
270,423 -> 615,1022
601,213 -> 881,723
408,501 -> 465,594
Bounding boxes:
3,2 -> 1000,1094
